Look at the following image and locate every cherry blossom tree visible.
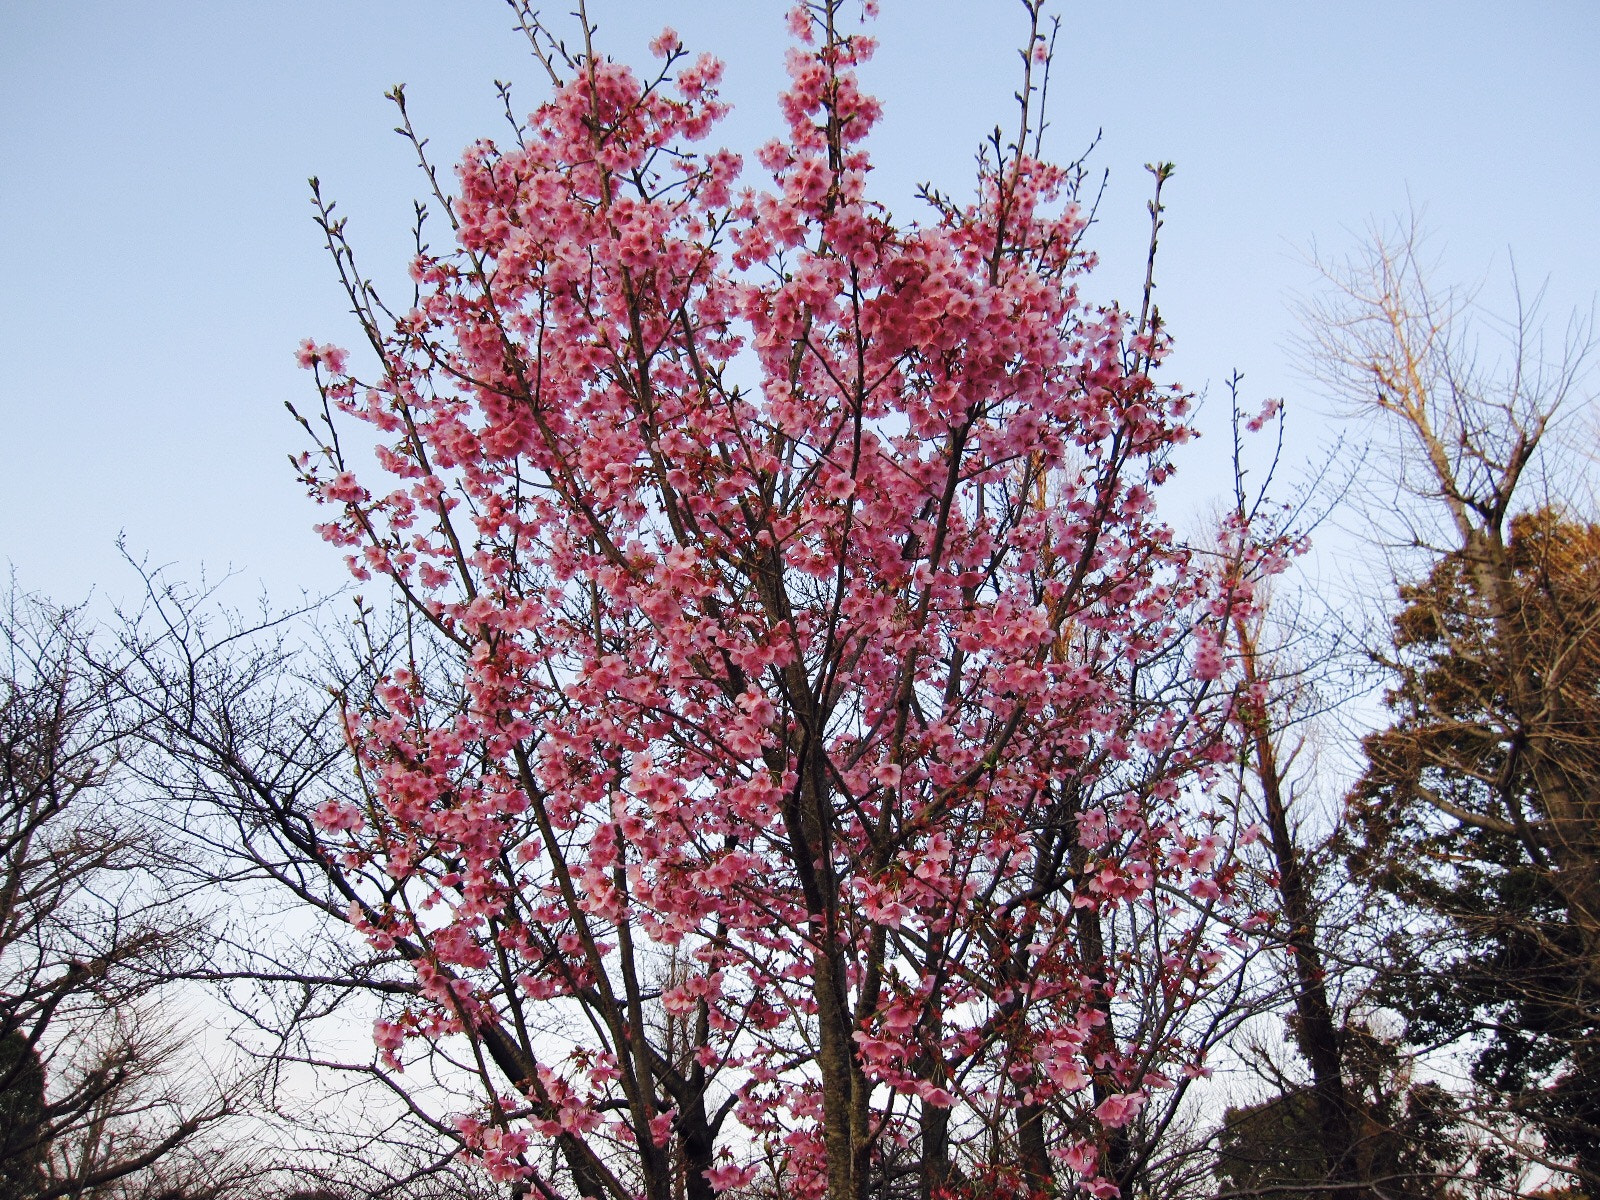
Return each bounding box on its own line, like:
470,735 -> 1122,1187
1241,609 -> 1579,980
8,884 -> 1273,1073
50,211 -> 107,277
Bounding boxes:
291,3 -> 1290,1197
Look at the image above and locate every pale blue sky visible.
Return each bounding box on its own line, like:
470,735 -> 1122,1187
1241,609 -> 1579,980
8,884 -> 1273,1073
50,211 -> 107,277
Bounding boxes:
2,1 -> 1596,605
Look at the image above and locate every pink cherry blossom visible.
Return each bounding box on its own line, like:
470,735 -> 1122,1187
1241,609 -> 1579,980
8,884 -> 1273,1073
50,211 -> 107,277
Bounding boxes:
294,2 -> 1296,1196
1094,1091 -> 1146,1129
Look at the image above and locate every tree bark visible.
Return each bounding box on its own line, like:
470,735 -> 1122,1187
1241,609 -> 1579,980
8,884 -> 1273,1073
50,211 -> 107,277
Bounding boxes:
1238,625 -> 1370,1200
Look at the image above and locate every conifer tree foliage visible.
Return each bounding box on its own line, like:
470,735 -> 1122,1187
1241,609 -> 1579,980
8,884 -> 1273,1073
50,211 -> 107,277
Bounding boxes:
293,3 -> 1288,1197
1306,218 -> 1599,1188
1349,512 -> 1600,1183
0,1030 -> 46,1200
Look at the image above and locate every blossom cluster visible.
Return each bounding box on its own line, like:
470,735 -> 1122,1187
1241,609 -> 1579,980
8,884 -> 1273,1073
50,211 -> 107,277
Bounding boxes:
297,5 -> 1289,1197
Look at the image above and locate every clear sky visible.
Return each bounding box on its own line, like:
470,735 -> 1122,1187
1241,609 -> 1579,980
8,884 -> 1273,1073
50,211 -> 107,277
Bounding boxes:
2,1 -> 1596,607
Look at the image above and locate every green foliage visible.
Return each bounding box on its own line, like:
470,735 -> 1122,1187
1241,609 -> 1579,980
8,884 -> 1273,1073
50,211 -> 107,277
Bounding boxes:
1215,1029 -> 1487,1200
0,1028 -> 45,1200
1215,1089 -> 1327,1196
1345,511 -> 1600,1181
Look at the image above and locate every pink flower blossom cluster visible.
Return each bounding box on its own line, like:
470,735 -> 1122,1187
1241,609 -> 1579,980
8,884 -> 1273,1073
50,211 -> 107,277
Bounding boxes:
297,4 -> 1293,1197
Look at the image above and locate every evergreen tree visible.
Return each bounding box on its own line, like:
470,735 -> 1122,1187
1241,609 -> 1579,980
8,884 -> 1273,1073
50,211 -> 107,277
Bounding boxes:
1347,512 -> 1600,1181
0,1029 -> 45,1200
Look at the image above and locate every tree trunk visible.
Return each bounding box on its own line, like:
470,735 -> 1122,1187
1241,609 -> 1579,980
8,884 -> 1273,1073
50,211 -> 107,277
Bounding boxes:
1238,626 -> 1370,1200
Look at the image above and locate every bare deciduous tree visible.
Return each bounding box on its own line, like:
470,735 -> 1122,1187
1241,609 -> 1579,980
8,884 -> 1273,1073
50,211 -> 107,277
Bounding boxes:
0,589 -> 254,1200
